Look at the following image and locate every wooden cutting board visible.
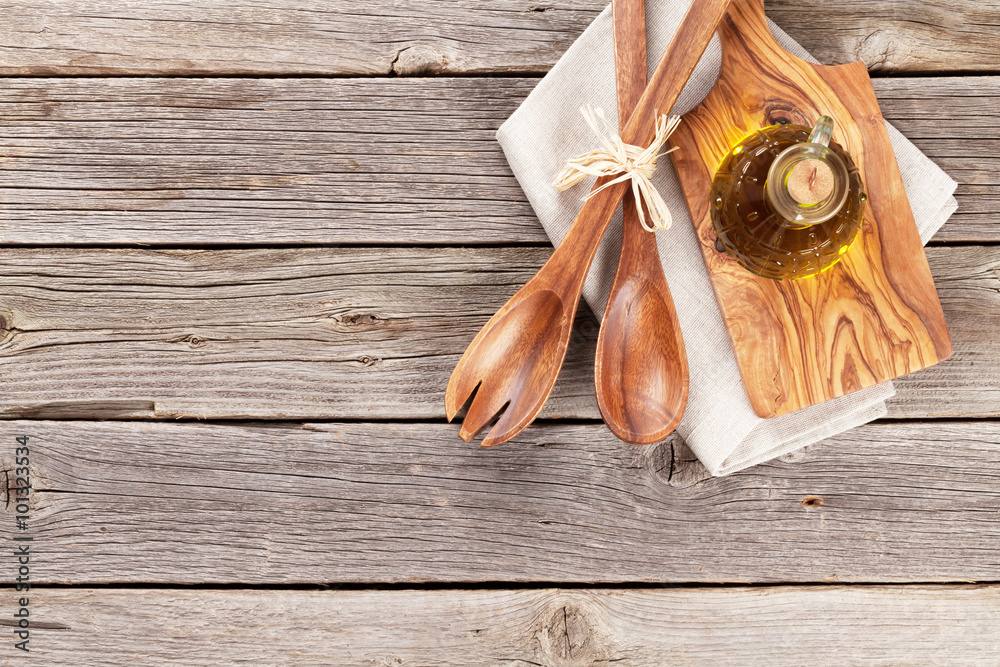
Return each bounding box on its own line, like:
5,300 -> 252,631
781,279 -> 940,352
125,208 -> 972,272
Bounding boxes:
668,0 -> 952,419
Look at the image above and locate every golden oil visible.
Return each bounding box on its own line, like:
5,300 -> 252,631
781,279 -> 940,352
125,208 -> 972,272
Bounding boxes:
709,117 -> 866,280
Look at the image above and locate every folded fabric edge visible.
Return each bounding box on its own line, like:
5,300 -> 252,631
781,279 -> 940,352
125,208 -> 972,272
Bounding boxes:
924,197 -> 960,244
713,390 -> 893,476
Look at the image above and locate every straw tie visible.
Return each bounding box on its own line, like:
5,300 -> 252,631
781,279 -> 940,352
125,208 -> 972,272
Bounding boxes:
553,105 -> 682,232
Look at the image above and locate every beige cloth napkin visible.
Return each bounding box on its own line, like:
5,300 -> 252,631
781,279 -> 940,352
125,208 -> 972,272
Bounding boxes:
496,0 -> 958,475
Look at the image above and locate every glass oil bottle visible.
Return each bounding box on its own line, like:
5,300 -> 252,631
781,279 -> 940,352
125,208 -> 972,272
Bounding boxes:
709,116 -> 866,280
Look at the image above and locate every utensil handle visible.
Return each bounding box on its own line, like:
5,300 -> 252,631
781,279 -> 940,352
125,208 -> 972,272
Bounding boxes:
622,0 -> 733,145
612,0 -> 647,125
545,0 -> 733,286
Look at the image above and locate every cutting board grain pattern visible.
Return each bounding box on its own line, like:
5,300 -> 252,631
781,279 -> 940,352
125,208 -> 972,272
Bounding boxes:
669,0 -> 951,418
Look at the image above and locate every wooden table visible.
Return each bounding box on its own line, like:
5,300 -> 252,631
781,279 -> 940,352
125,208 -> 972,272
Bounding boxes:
1,1 -> 998,664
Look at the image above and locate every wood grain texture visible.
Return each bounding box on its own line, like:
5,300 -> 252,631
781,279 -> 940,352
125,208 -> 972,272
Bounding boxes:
0,77 -> 539,246
3,419 -> 1000,584
0,0 -> 995,76
0,76 -> 990,246
670,0 -> 949,418
0,0 -> 605,76
3,586 -> 999,666
767,0 -> 1000,75
0,246 -> 993,421
872,76 -> 1000,244
0,2 -> 991,658
0,246 -> 605,421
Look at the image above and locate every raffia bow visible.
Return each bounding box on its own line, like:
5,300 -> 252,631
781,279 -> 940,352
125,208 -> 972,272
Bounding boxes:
553,105 -> 682,232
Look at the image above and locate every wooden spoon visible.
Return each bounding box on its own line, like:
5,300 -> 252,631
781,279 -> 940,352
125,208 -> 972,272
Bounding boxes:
446,0 -> 732,447
595,0 -> 689,444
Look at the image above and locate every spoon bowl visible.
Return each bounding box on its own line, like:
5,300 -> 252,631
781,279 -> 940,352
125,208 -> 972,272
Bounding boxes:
596,274 -> 688,443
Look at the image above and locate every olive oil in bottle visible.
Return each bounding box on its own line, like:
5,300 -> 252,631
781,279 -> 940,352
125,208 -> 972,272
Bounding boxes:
709,116 -> 866,280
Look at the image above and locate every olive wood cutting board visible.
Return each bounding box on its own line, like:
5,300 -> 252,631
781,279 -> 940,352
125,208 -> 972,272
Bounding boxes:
668,0 -> 951,418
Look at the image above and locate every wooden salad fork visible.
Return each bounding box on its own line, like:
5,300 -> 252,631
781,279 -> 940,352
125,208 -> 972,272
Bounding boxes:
446,0 -> 733,446
595,0 -> 689,444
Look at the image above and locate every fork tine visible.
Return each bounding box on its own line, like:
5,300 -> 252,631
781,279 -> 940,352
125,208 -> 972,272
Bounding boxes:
458,384 -> 510,442
480,396 -> 537,447
445,358 -> 480,422
481,383 -> 557,447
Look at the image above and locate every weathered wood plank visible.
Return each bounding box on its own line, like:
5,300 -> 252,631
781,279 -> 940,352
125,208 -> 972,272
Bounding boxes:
0,246 -> 993,420
0,1 -> 995,76
3,586 -> 999,665
0,247 -> 601,419
0,77 -> 993,245
872,76 -> 1000,244
890,245 -> 1000,418
3,420 -> 1000,584
0,1 -> 604,76
768,0 -> 1000,75
0,77 -> 540,246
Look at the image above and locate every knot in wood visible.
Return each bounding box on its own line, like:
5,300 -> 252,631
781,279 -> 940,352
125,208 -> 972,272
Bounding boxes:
762,99 -> 808,128
390,44 -> 452,76
370,656 -> 404,667
343,313 -> 379,326
535,601 -> 603,666
854,29 -> 897,71
330,310 -> 385,333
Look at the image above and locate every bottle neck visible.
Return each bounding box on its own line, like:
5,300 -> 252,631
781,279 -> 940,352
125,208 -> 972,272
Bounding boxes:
765,143 -> 850,229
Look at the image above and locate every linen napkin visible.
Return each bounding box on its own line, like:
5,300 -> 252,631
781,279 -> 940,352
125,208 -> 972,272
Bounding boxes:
496,0 -> 958,476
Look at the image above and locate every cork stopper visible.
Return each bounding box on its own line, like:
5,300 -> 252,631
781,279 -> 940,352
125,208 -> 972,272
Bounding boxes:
787,158 -> 834,205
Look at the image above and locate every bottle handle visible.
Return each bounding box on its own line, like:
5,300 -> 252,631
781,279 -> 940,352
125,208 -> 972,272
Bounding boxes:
808,115 -> 834,147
